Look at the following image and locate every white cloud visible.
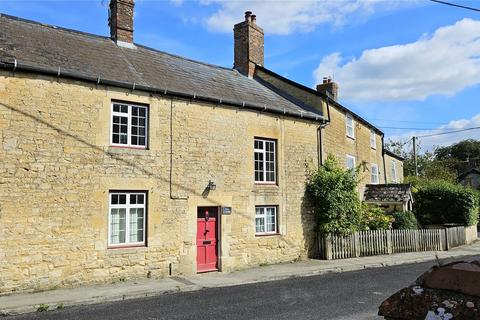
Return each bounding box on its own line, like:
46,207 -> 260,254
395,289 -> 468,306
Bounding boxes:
201,0 -> 413,35
314,18 -> 480,102
389,114 -> 480,151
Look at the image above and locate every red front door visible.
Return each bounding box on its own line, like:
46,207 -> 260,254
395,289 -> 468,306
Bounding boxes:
197,207 -> 218,273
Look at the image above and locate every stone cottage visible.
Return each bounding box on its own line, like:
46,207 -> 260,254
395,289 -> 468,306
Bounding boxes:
0,1 -> 403,293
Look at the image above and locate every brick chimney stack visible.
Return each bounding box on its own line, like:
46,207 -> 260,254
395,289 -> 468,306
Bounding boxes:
233,11 -> 264,78
316,77 -> 339,101
109,0 -> 134,44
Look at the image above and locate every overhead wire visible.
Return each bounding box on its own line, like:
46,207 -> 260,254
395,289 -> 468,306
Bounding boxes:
429,0 -> 480,12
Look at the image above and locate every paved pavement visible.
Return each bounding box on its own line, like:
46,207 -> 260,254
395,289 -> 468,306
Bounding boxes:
1,241 -> 479,317
5,256 -> 480,320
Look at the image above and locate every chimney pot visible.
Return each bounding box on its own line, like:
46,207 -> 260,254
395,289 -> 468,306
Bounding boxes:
317,77 -> 339,101
251,15 -> 256,23
245,11 -> 252,21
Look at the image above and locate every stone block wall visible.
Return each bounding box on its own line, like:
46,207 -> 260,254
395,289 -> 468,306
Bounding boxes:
0,71 -> 317,293
322,103 -> 386,195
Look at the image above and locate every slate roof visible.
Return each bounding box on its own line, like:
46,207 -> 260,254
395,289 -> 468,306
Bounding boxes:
0,13 -> 324,121
384,149 -> 405,161
364,184 -> 413,204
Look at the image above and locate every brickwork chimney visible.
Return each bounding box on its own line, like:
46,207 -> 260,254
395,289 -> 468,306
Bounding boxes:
316,77 -> 339,100
109,0 -> 134,44
234,11 -> 264,77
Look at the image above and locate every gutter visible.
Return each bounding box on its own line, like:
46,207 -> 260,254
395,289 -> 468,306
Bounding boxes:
0,59 -> 325,123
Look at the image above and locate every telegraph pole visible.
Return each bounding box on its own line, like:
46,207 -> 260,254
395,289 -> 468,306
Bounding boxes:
413,136 -> 418,176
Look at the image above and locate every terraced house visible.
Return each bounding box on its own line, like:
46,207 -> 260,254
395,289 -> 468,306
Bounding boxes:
0,0 -> 403,293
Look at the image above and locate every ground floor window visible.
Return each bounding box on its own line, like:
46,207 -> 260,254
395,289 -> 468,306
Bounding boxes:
255,206 -> 278,235
109,191 -> 146,247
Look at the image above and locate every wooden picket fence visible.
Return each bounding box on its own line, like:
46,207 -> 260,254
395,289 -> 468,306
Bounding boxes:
317,226 -> 475,260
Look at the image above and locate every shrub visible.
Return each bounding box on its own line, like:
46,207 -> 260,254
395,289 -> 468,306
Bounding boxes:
390,211 -> 418,230
413,180 -> 479,226
306,154 -> 362,235
360,205 -> 394,230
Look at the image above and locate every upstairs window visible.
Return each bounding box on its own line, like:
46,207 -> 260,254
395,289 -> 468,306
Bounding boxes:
111,102 -> 148,148
254,138 -> 276,183
370,130 -> 376,149
346,115 -> 355,139
346,154 -> 356,171
391,160 -> 398,182
371,164 -> 379,184
109,192 -> 146,247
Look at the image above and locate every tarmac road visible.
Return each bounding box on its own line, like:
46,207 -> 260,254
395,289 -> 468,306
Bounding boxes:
7,256 -> 480,320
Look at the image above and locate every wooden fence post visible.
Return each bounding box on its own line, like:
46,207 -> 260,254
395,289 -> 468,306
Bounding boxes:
325,235 -> 333,260
386,230 -> 392,254
354,232 -> 360,257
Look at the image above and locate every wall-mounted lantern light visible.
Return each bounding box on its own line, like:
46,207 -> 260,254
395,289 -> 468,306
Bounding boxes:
207,180 -> 216,191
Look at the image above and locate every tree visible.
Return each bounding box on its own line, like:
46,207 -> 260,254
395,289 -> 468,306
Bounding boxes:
306,154 -> 362,235
385,139 -> 456,182
434,139 -> 480,174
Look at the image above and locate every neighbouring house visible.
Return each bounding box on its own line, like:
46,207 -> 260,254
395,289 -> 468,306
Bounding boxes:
363,184 -> 414,212
458,168 -> 480,190
383,149 -> 405,184
0,1 -> 404,293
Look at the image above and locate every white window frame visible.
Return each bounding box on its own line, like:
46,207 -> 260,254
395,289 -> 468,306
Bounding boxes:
371,163 -> 379,184
108,191 -> 147,248
255,206 -> 278,235
346,154 -> 356,170
346,114 -> 355,139
110,102 -> 148,148
370,130 -> 376,149
254,138 -> 276,184
391,160 -> 398,183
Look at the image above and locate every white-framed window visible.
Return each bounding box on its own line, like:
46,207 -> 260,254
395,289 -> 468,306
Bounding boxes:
346,154 -> 356,170
391,160 -> 398,183
255,206 -> 278,235
108,191 -> 146,247
371,163 -> 379,184
370,130 -> 376,149
111,102 -> 148,148
346,114 -> 355,139
254,138 -> 276,183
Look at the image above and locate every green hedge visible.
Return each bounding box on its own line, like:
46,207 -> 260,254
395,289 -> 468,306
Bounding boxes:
390,211 -> 418,230
413,180 -> 479,226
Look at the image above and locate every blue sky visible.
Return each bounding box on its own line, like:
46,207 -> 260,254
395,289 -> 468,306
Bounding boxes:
1,0 -> 479,152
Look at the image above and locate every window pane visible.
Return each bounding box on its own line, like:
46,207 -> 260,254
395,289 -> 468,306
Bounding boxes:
110,208 -> 126,244
255,217 -> 265,233
111,194 -> 119,205
119,194 -> 126,204
129,208 -> 144,243
121,105 -> 128,113
113,104 -> 120,112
